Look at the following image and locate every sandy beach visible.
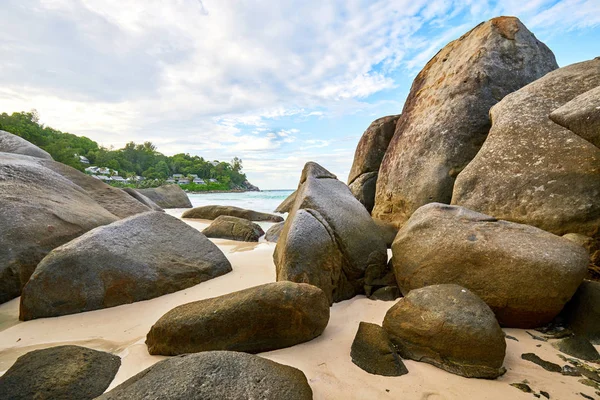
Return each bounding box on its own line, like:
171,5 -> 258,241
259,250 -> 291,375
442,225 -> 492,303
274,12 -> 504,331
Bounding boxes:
0,209 -> 596,399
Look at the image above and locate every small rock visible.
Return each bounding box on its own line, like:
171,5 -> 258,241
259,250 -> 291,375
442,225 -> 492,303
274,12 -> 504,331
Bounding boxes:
350,322 -> 408,377
183,205 -> 283,222
506,335 -> 519,342
580,379 -> 600,390
521,353 -> 562,373
562,365 -> 582,377
202,215 -> 265,242
540,391 -> 550,399
510,383 -> 533,393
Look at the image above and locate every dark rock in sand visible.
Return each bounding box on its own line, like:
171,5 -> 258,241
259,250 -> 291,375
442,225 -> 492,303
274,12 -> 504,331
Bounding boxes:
348,115 -> 400,212
392,203 -> 588,328
0,345 -> 120,400
121,187 -> 164,212
97,351 -> 312,400
20,212 -> 232,320
146,281 -> 329,355
202,215 -> 265,242
562,281 -> 600,344
275,162 -> 387,304
265,221 -> 285,242
553,336 -> 600,362
0,130 -> 53,160
351,322 -> 408,377
452,58 -> 600,237
275,190 -> 297,213
373,17 -> 558,228
0,153 -> 118,304
510,383 -> 533,393
137,185 -> 193,208
383,284 -> 506,379
182,204 -> 283,222
521,353 -> 562,373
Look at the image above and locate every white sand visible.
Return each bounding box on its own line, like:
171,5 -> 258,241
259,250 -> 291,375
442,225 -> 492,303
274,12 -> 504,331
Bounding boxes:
0,210 -> 596,399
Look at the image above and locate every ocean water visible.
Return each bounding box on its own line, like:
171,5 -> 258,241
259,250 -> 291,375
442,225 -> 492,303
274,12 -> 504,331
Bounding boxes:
186,190 -> 294,214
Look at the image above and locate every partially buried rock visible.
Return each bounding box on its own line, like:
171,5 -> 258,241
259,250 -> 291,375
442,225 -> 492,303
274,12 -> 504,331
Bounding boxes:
97,351 -> 312,400
203,215 -> 265,242
146,281 -> 329,355
183,204 -> 283,222
553,336 -> 600,362
351,322 -> 408,376
20,211 -> 232,320
521,353 -> 562,373
562,281 -> 600,344
121,187 -> 164,212
0,153 -> 118,304
0,345 -> 120,400
137,184 -> 193,208
274,162 -> 387,304
265,221 -> 285,242
0,130 -> 53,160
383,284 -> 506,379
392,203 -> 589,328
373,16 -> 558,228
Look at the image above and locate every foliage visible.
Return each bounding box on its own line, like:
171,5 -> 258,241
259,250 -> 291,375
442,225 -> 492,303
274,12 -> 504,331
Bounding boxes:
0,111 -> 248,188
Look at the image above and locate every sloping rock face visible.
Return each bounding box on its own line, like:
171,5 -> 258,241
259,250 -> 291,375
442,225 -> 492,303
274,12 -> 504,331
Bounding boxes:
351,322 -> 408,377
452,59 -> 600,237
372,17 -> 558,228
0,345 -> 120,400
383,284 -> 506,379
0,153 -> 118,304
20,212 -> 232,320
121,187 -> 164,212
97,351 -> 312,400
265,221 -> 285,242
274,162 -> 388,304
562,281 -> 600,344
550,84 -> 600,149
146,281 -> 329,355
0,130 -> 53,160
137,185 -> 192,208
203,215 -> 265,242
182,205 -> 283,222
392,203 -> 588,328
275,190 -> 297,213
348,115 -> 400,212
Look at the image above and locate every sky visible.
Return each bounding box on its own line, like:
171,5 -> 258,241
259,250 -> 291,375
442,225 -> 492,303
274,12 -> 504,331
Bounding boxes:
1,1 -> 599,189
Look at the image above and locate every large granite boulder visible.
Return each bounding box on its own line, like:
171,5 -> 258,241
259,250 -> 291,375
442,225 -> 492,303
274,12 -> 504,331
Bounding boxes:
146,281 -> 329,355
348,115 -> 400,212
0,153 -> 118,304
97,351 -> 312,400
275,190 -> 297,213
0,345 -> 120,400
183,204 -> 283,222
452,58 -> 600,237
20,212 -> 232,320
203,215 -> 265,242
351,321 -> 408,377
372,17 -> 558,228
137,185 -> 192,208
121,187 -> 164,212
550,84 -> 600,149
383,284 -> 506,379
274,162 -> 388,304
562,281 -> 600,344
265,221 -> 285,242
0,130 -> 53,160
392,203 -> 589,328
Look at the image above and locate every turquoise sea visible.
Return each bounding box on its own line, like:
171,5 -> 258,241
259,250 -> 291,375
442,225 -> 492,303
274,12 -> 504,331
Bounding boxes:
186,190 -> 294,214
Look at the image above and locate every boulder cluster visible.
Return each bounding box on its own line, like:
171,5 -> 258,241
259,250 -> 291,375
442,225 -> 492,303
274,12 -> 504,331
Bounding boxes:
1,15 -> 599,399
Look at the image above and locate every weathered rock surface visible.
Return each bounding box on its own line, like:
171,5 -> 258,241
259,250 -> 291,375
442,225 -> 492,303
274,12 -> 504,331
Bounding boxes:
0,345 -> 120,400
452,58 -> 600,237
265,221 -> 285,242
552,336 -> 600,362
369,286 -> 401,301
373,17 -> 558,228
562,281 -> 600,344
97,351 -> 312,400
137,185 -> 192,208
274,162 -> 388,304
275,190 -> 297,213
0,153 -> 118,304
20,212 -> 232,320
392,203 -> 588,328
183,204 -> 283,222
521,353 -> 561,373
203,215 -> 265,242
348,115 -> 400,212
0,130 -> 53,160
351,322 -> 408,376
146,281 -> 329,355
550,84 -> 600,149
121,187 -> 164,212
383,284 -> 506,379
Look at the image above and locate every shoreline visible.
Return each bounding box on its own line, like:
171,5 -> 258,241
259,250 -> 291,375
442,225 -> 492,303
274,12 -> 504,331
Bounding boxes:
185,189 -> 260,194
